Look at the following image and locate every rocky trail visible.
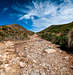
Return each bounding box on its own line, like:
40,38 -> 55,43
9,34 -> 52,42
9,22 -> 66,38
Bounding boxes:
0,34 -> 73,75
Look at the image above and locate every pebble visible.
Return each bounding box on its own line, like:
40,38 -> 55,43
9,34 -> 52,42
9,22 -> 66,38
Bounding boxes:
44,48 -> 56,54
30,70 -> 40,75
0,70 -> 5,75
71,66 -> 73,69
19,62 -> 26,68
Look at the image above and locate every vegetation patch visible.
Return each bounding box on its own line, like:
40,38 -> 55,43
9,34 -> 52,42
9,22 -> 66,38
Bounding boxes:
0,24 -> 34,41
37,22 -> 73,51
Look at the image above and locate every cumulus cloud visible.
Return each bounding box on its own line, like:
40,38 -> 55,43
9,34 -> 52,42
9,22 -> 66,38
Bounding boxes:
12,0 -> 73,32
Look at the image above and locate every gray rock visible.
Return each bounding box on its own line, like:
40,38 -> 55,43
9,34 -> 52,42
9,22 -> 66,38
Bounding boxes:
30,70 -> 40,75
40,70 -> 46,75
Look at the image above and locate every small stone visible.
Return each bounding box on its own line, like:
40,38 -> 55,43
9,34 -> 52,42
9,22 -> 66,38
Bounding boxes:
30,70 -> 40,75
0,70 -> 5,75
18,52 -> 23,57
0,61 -> 3,65
0,54 -> 2,57
33,59 -> 37,63
4,64 -> 9,68
71,66 -> 73,69
19,62 -> 26,68
40,70 -> 45,75
44,48 -> 56,54
64,56 -> 69,60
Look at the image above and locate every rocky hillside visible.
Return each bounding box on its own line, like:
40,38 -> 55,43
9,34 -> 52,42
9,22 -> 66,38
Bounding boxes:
0,24 -> 34,41
37,22 -> 73,51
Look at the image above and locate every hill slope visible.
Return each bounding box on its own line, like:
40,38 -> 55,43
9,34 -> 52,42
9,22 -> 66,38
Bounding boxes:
37,22 -> 73,51
0,24 -> 34,41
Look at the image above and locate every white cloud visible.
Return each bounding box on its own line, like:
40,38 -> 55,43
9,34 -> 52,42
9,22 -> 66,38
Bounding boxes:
12,0 -> 73,32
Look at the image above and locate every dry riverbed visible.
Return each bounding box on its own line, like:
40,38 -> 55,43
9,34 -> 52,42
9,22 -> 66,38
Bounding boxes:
0,34 -> 73,75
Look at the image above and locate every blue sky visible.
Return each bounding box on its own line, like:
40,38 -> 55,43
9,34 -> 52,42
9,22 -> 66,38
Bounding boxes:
0,0 -> 73,32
